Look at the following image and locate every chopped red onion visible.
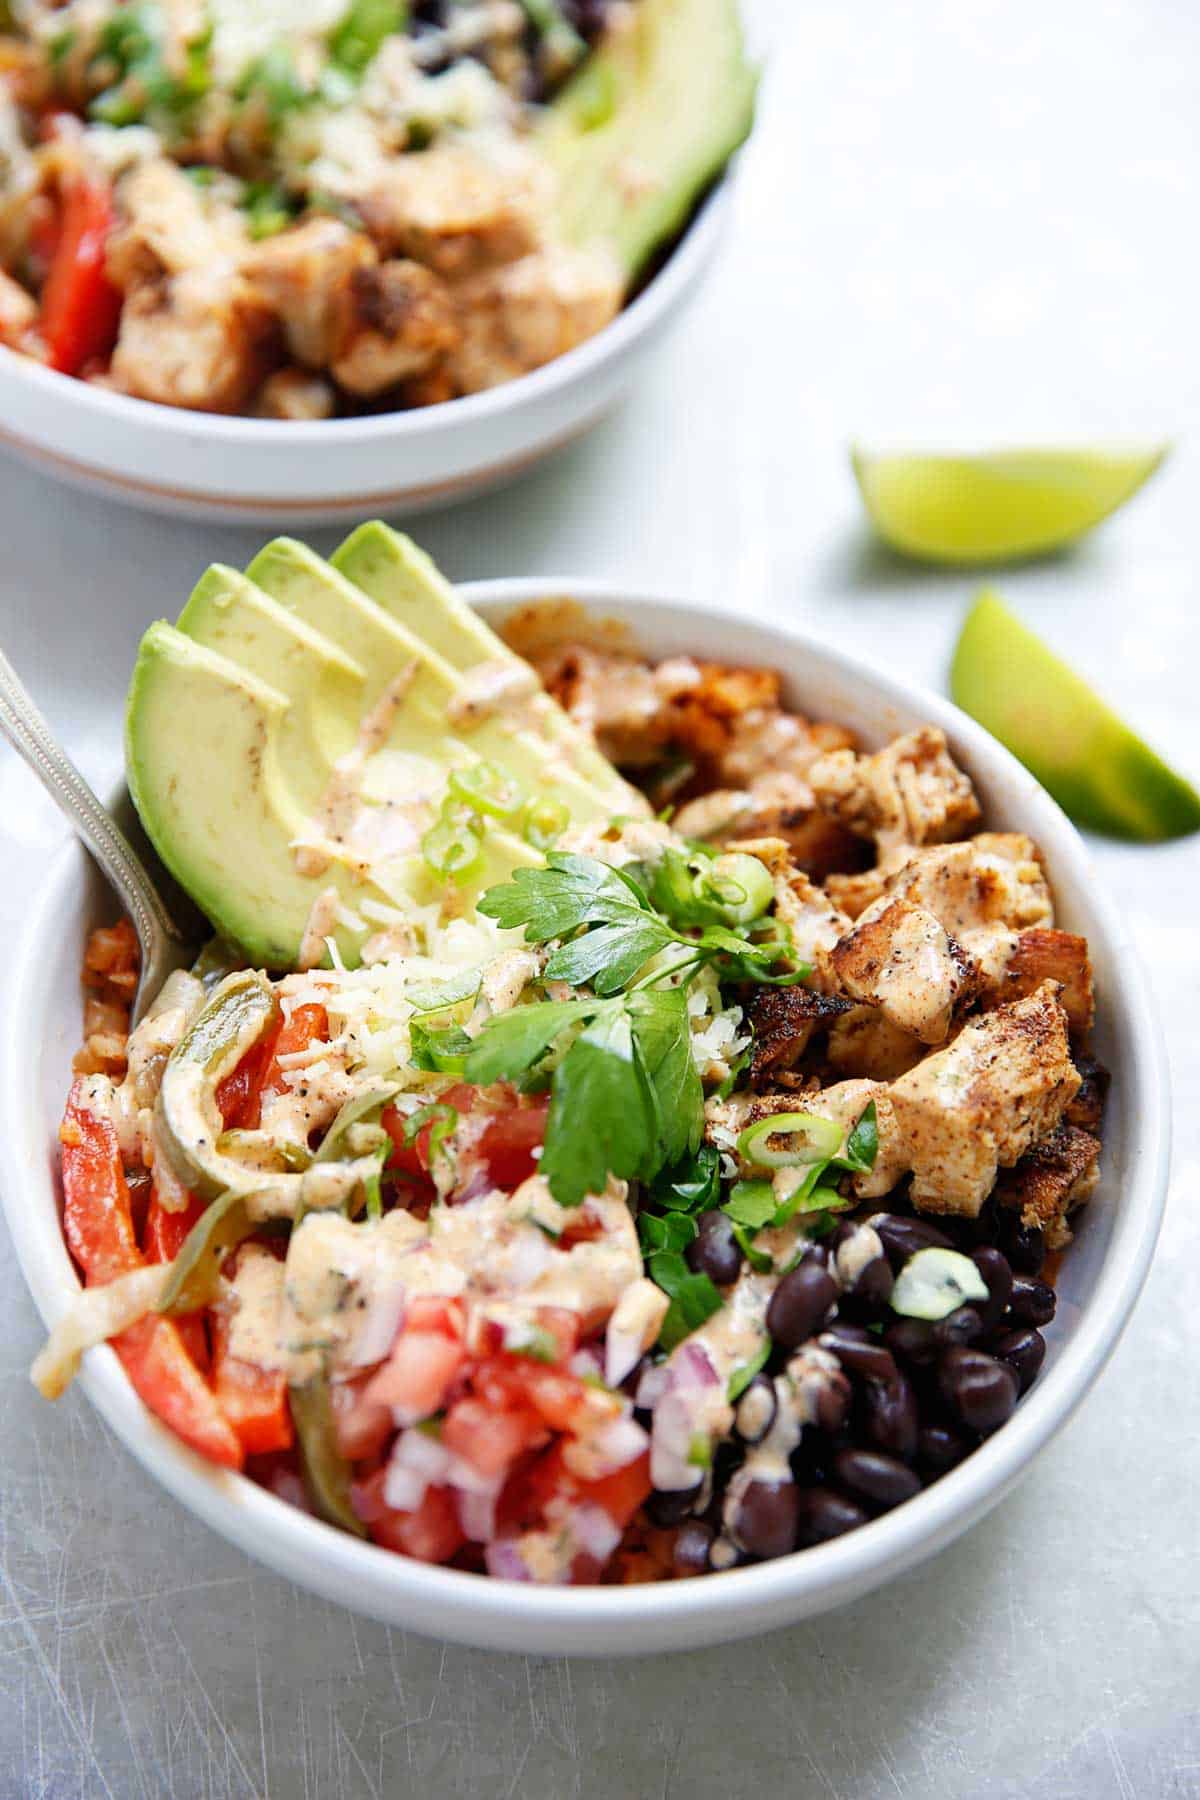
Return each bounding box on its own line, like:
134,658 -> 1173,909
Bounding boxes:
484,1539 -> 534,1581
571,1503 -> 622,1564
346,1282 -> 407,1368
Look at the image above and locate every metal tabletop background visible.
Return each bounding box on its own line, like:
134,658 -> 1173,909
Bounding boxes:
1,2 -> 1198,1795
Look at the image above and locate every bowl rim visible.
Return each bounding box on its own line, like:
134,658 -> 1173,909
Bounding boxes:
0,579 -> 1171,1652
0,182 -> 730,447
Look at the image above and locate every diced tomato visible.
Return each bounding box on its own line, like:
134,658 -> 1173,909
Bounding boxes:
38,175 -> 122,376
442,1397 -> 547,1478
210,1311 -> 293,1456
369,1482 -> 464,1564
331,1376 -> 394,1462
59,1084 -> 243,1470
144,1190 -> 209,1373
522,1443 -> 651,1533
383,1085 -> 548,1194
364,1330 -> 465,1418
477,1097 -> 549,1190
405,1295 -> 463,1340
476,1359 -> 612,1435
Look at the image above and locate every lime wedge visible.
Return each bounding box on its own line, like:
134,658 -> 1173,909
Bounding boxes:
951,592 -> 1200,841
852,446 -> 1168,565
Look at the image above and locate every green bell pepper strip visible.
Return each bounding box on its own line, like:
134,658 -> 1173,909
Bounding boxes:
154,1189 -> 258,1316
289,1375 -> 367,1537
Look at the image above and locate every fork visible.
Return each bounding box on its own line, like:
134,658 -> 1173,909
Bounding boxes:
0,646 -> 198,1024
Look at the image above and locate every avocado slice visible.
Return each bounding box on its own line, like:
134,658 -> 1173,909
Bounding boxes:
126,536 -> 645,970
126,625 -> 397,966
331,522 -> 638,809
536,0 -> 757,281
951,591 -> 1200,841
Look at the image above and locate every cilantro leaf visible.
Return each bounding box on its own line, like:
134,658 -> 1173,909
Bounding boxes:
463,999 -> 596,1085
650,1143 -> 721,1213
478,853 -> 653,940
649,1250 -> 723,1350
538,1006 -> 656,1206
627,986 -> 704,1168
545,913 -> 676,995
638,1210 -> 697,1254
722,1179 -> 777,1228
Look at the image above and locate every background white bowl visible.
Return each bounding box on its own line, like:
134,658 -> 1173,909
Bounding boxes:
0,583 -> 1170,1656
0,188 -> 730,526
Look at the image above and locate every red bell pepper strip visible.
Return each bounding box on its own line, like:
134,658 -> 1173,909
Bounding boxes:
144,1190 -> 210,1372
38,176 -> 123,376
59,1084 -> 243,1469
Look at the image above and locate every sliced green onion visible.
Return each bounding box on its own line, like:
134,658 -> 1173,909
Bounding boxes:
737,1111 -> 844,1170
890,1248 -> 990,1321
422,815 -> 483,882
401,1102 -> 458,1169
727,1337 -> 771,1403
687,1432 -> 713,1468
731,1222 -> 773,1273
448,761 -> 522,820
521,796 -> 569,852
698,853 -> 775,925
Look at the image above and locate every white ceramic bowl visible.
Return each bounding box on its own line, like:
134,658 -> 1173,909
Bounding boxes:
0,188 -> 729,525
0,583 -> 1170,1656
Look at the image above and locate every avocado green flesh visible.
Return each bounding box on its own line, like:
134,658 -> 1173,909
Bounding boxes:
854,447 -> 1168,565
951,592 -> 1200,841
536,0 -> 757,280
126,529 -> 641,969
331,522 -> 638,809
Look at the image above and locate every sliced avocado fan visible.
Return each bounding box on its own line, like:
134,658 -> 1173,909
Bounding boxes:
536,0 -> 757,282
951,591 -> 1200,841
126,527 -> 646,969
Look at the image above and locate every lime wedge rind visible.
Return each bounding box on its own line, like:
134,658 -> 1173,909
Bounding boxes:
853,446 -> 1170,567
950,591 -> 1200,844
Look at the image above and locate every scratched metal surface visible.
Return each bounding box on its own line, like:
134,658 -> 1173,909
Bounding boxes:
2,0 -> 1199,1794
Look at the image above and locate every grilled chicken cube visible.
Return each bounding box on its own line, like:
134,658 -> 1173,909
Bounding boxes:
886,837 -> 1054,937
253,366 -> 336,421
809,728 -> 982,854
110,268 -> 274,413
107,159 -> 246,287
357,143 -> 545,278
887,981 -> 1081,1217
826,1006 -> 926,1082
704,1080 -> 907,1200
448,244 -> 621,392
729,837 -> 850,989
331,259 -> 460,397
824,866 -> 890,919
982,928 -> 1094,1036
830,895 -> 979,1044
1066,1052 -> 1110,1132
993,1120 -> 1101,1248
242,217 -> 376,368
747,986 -> 853,1085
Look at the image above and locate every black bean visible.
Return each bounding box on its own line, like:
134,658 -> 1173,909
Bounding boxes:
767,1261 -> 838,1350
931,1304 -> 984,1350
863,1368 -> 919,1459
672,1521 -> 714,1575
794,1485 -> 870,1547
842,1255 -> 894,1319
815,1368 -> 853,1434
970,1247 -> 1013,1332
733,1375 -> 777,1445
833,1448 -> 922,1510
1008,1274 -> 1057,1328
686,1210 -> 743,1287
646,1484 -> 701,1528
1001,1215 -> 1046,1276
873,1213 -> 954,1268
939,1348 -> 1019,1434
884,1318 -> 939,1367
820,1326 -> 897,1385
991,1326 -> 1046,1394
917,1422 -> 971,1477
735,1479 -> 800,1559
